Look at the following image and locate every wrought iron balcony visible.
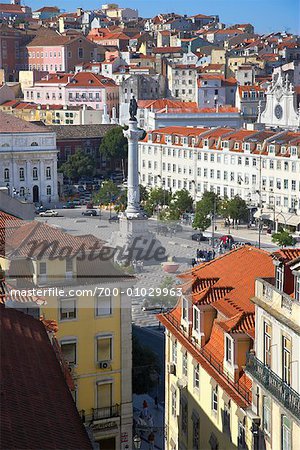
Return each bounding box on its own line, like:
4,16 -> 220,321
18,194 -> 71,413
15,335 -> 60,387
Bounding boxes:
246,352 -> 300,419
80,404 -> 120,423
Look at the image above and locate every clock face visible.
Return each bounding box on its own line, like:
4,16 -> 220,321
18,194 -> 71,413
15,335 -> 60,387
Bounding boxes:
275,104 -> 283,120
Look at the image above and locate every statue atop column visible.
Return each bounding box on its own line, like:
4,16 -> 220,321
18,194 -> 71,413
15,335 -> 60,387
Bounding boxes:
129,96 -> 138,121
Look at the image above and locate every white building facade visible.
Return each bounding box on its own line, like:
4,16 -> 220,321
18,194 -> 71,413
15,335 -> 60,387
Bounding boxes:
138,126 -> 300,229
0,112 -> 59,204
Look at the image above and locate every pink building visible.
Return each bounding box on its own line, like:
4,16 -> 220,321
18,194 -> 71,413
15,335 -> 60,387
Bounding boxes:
24,72 -> 119,115
26,29 -> 97,73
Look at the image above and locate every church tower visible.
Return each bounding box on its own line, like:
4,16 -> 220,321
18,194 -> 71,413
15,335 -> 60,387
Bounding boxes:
258,69 -> 300,130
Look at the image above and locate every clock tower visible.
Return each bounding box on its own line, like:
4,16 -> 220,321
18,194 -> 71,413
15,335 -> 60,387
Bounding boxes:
258,69 -> 300,130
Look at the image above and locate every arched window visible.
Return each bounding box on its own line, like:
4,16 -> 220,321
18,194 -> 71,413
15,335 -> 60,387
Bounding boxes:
33,167 -> 38,180
46,166 -> 51,180
31,142 -> 39,147
46,185 -> 51,196
4,168 -> 9,182
19,168 -> 25,181
20,187 -> 25,197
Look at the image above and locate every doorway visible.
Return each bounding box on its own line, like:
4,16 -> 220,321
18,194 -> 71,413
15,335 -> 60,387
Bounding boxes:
33,185 -> 39,203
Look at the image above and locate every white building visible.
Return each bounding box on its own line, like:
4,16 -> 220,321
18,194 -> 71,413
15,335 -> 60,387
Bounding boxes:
138,126 -> 300,230
246,248 -> 300,450
259,69 -> 300,130
0,112 -> 59,204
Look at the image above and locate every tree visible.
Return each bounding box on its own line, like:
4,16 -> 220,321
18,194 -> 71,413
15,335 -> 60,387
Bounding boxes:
144,187 -> 171,215
132,336 -> 161,394
139,184 -> 149,203
222,195 -> 248,226
93,180 -> 120,205
172,189 -> 193,214
99,126 -> 128,159
193,191 -> 219,231
59,150 -> 95,181
272,230 -> 295,248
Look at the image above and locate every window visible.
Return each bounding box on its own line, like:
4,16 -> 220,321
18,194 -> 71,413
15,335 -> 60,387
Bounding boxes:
264,322 -> 272,367
194,363 -> 200,389
19,167 -> 25,181
182,297 -> 188,321
281,416 -> 291,450
39,262 -> 46,281
97,335 -> 112,361
282,336 -> 291,385
238,419 -> 246,448
225,336 -> 232,364
193,307 -> 200,334
78,47 -> 83,58
171,389 -> 177,417
263,396 -> 271,435
97,381 -> 112,409
60,298 -> 76,320
46,185 -> 51,196
65,258 -> 73,279
61,340 -> 77,365
295,276 -> 300,302
96,296 -> 112,316
46,166 -> 51,179
32,167 -> 38,180
192,416 -> 200,450
181,398 -> 188,434
4,168 -> 9,181
172,339 -> 177,365
223,401 -> 230,434
212,385 -> 218,412
276,265 -> 284,291
182,351 -> 188,376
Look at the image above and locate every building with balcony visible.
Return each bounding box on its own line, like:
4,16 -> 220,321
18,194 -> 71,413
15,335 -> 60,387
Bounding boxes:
0,111 -> 59,204
23,72 -> 119,118
0,216 -> 134,450
138,126 -> 300,230
158,246 -> 275,450
246,248 -> 300,450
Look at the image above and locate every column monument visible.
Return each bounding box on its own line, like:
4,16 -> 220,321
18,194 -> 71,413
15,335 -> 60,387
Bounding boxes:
111,98 -> 166,264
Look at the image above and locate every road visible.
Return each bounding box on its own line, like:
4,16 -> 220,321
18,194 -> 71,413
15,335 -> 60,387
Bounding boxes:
133,325 -> 165,402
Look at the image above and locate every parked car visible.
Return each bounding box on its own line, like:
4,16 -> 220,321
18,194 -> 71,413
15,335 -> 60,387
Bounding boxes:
109,215 -> 119,223
82,209 -> 97,216
62,202 -> 75,209
219,235 -> 234,244
191,232 -> 208,242
39,210 -> 58,217
35,206 -> 47,214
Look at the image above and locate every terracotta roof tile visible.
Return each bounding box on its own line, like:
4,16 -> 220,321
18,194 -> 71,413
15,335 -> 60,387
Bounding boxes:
0,305 -> 93,450
0,112 -> 49,133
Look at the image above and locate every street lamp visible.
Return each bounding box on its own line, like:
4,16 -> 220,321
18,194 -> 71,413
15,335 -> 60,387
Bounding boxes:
133,434 -> 142,449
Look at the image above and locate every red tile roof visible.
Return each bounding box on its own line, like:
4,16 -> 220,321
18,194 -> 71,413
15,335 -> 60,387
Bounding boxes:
0,112 -> 48,133
272,248 -> 300,264
153,46 -> 183,54
0,305 -> 92,450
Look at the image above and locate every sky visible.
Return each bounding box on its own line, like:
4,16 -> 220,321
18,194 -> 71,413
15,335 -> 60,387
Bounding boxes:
24,0 -> 300,34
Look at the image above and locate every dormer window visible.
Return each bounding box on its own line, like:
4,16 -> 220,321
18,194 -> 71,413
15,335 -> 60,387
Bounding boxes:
243,143 -> 250,151
234,142 -> 239,150
156,135 -> 161,143
276,264 -> 284,291
269,145 -> 275,154
281,146 -> 286,154
191,137 -> 196,146
225,335 -> 233,364
221,141 -> 229,149
295,275 -> 300,302
175,136 -> 179,144
182,297 -> 188,321
203,139 -> 208,147
193,306 -> 200,334
290,146 -> 297,156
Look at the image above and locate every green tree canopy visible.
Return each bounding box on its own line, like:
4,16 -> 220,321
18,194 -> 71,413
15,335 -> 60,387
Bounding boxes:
222,195 -> 249,224
144,187 -> 172,215
99,126 -> 128,159
192,191 -> 220,231
171,189 -> 193,214
272,230 -> 295,248
192,212 -> 211,231
93,180 -> 120,205
59,150 -> 95,181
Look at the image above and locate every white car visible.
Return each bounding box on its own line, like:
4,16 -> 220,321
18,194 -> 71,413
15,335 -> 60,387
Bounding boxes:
39,210 -> 58,217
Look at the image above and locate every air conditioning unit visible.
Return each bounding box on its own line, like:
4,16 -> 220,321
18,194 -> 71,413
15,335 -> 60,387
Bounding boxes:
167,363 -> 176,375
98,360 -> 111,370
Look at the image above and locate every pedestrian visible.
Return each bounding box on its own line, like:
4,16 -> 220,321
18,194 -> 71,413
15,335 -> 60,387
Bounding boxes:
192,258 -> 196,268
142,399 -> 149,418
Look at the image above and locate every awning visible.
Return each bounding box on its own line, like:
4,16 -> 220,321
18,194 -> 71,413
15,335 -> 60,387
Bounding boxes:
253,210 -> 271,220
275,212 -> 300,227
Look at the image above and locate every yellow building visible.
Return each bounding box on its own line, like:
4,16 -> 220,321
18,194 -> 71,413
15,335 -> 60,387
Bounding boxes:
1,215 -> 133,450
158,246 -> 275,450
246,248 -> 300,450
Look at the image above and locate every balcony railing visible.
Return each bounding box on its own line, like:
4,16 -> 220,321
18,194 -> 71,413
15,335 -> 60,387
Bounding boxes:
80,404 -> 120,423
281,295 -> 293,313
246,352 -> 300,419
163,312 -> 251,404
